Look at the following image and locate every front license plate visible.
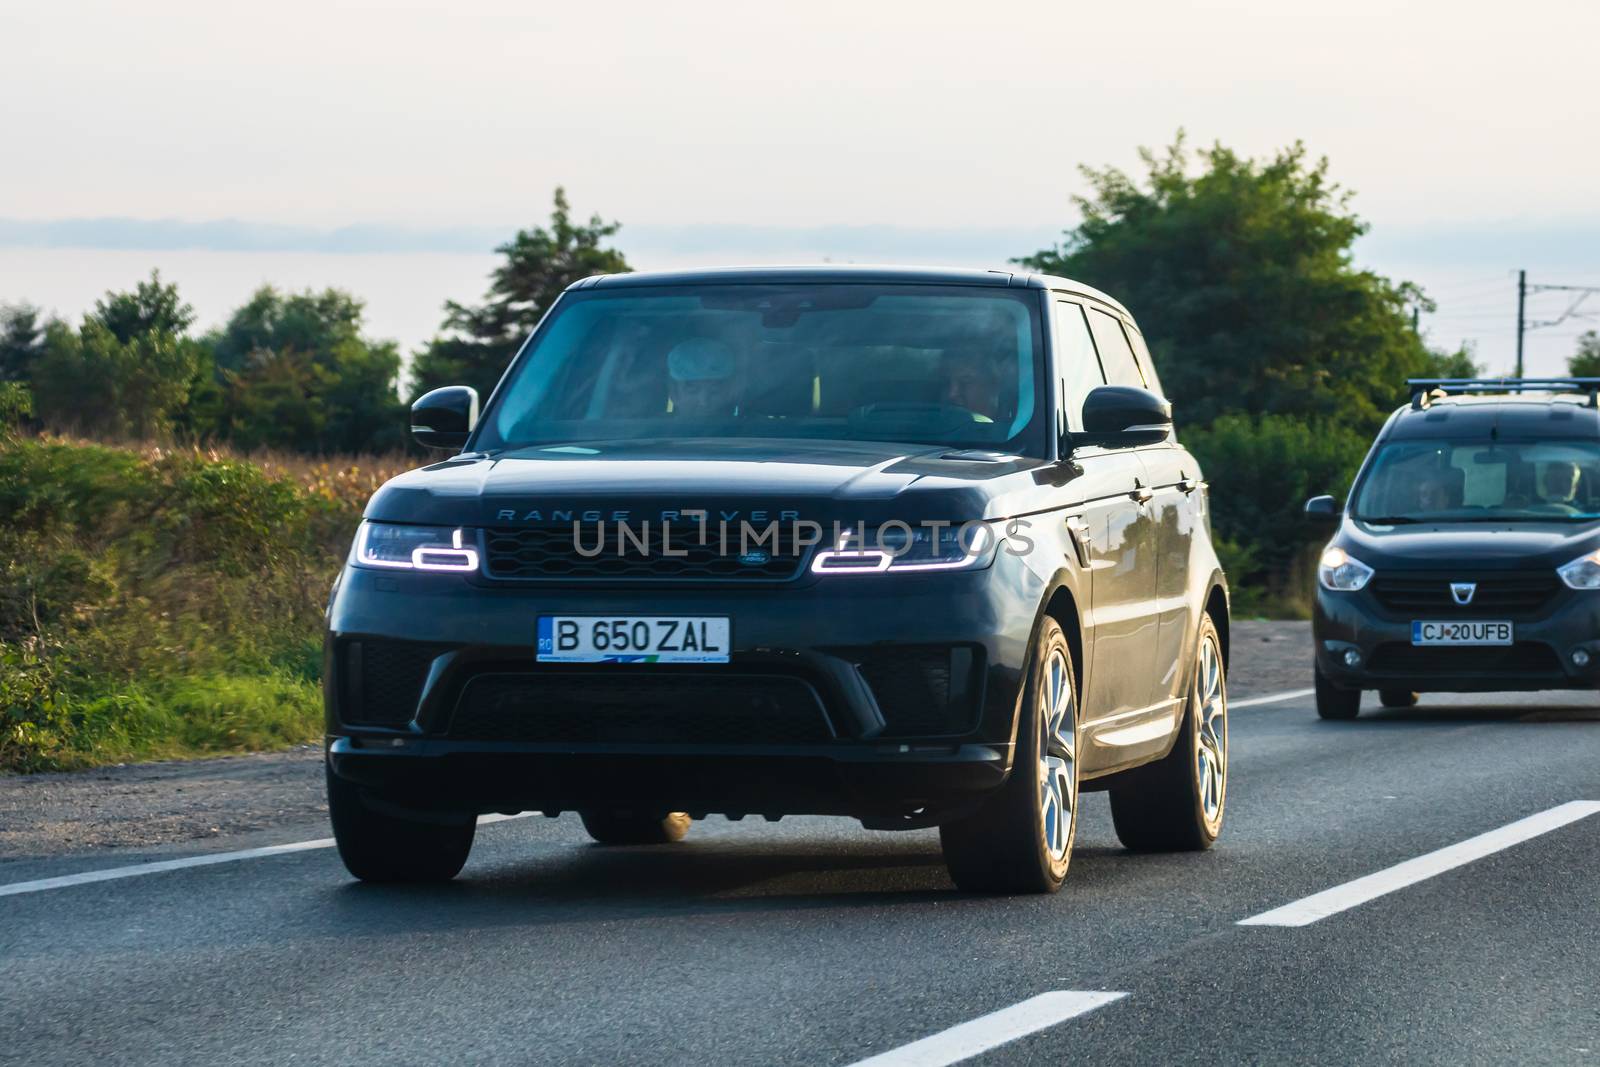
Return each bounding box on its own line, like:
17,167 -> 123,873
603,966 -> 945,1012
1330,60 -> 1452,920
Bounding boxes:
1411,620 -> 1513,646
536,616 -> 731,663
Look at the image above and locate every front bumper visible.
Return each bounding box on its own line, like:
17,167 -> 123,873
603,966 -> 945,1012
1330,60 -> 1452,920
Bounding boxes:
323,553 -> 1046,821
1313,581 -> 1600,692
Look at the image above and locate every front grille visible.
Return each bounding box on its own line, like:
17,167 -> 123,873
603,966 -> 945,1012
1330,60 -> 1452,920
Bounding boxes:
448,673 -> 834,744
483,524 -> 807,582
856,646 -> 982,737
341,639 -> 450,726
1366,642 -> 1563,676
1369,572 -> 1561,618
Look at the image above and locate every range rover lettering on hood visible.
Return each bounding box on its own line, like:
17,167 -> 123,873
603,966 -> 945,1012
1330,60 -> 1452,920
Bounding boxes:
492,507 -> 806,524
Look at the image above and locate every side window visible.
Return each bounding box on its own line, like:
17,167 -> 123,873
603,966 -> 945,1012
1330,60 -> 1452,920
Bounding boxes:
1054,301 -> 1106,431
1086,308 -> 1145,389
1124,325 -> 1165,398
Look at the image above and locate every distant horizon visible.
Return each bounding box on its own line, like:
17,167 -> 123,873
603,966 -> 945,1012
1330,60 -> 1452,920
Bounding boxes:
3,215 -> 1596,383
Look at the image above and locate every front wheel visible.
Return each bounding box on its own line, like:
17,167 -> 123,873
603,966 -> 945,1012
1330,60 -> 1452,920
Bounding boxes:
939,616 -> 1079,894
1109,613 -> 1228,851
327,768 -> 475,882
1315,664 -> 1362,720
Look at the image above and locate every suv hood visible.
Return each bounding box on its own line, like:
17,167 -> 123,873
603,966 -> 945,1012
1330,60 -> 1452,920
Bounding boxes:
364,438 -> 1050,527
1341,518 -> 1600,570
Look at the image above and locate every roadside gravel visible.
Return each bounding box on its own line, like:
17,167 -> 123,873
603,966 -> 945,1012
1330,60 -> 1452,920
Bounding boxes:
0,620 -> 1312,864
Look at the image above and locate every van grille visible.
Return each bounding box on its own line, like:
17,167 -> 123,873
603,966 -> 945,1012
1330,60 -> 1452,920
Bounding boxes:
1365,642 -> 1563,676
483,524 -> 807,582
1368,572 -> 1561,617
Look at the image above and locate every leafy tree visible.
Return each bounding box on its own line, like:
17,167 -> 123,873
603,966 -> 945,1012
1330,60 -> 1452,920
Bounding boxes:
210,286 -> 404,453
411,187 -> 631,399
1569,331 -> 1600,379
1421,341 -> 1482,380
91,271 -> 195,344
1,304 -> 50,381
31,320 -> 204,439
1017,134 -> 1433,431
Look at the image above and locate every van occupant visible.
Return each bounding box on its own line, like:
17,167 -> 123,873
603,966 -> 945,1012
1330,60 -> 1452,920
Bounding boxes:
667,338 -> 741,417
1542,460 -> 1581,504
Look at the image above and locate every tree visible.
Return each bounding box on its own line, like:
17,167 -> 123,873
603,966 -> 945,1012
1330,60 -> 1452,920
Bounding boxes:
91,271 -> 195,344
0,304 -> 49,382
210,286 -> 404,454
1569,331 -> 1600,379
1016,134 -> 1434,432
1421,341 -> 1482,380
410,187 -> 631,399
31,320 -> 204,439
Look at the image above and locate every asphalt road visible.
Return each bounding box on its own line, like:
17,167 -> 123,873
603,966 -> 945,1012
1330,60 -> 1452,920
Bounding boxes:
3,641 -> 1598,1064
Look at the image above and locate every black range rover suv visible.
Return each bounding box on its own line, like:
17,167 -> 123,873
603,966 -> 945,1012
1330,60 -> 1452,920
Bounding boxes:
325,266 -> 1231,893
1308,377 -> 1600,719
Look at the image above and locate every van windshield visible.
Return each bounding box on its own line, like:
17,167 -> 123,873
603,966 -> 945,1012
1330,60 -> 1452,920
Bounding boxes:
1352,439 -> 1600,523
473,284 -> 1046,454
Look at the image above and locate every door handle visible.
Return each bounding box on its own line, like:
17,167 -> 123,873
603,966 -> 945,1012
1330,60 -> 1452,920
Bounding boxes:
1131,485 -> 1153,504
1178,477 -> 1199,494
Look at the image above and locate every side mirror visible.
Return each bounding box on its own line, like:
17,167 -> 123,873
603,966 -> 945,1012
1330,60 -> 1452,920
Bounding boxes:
411,386 -> 479,450
1072,385 -> 1172,449
1304,495 -> 1340,522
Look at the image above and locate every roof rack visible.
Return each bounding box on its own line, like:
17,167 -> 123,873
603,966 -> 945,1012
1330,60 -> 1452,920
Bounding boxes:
1407,377 -> 1600,410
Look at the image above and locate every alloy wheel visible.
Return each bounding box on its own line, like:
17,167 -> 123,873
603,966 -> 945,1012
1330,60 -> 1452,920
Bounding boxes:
1039,647 -> 1078,861
1194,633 -> 1228,830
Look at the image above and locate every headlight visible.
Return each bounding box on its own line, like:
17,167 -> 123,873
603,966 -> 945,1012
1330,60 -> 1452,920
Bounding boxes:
1318,546 -> 1373,591
352,522 -> 479,572
1557,549 -> 1600,590
812,522 -> 997,575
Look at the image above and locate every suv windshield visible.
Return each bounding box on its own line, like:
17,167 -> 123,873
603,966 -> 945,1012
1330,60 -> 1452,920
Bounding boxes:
474,283 -> 1045,454
1352,438 -> 1600,523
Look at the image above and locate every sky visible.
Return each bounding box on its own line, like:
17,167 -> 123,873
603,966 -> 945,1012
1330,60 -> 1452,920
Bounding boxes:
4,0 -> 1599,376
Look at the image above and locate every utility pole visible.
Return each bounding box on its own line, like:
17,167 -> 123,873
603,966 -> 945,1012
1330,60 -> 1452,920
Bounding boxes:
1516,269 -> 1526,378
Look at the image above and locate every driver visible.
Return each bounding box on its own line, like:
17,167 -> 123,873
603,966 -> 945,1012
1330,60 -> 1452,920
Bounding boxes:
940,348 -> 1011,423
667,338 -> 741,417
1541,460 -> 1581,504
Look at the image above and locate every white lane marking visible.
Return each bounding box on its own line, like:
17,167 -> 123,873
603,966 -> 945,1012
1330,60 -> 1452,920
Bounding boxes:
0,812 -> 533,898
847,990 -> 1128,1067
1230,687 -> 1315,709
1240,800 -> 1600,927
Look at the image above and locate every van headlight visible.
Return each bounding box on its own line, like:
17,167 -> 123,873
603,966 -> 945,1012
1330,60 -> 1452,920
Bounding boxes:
812,522 -> 998,575
1557,549 -> 1600,590
352,522 -> 479,572
1318,546 -> 1374,591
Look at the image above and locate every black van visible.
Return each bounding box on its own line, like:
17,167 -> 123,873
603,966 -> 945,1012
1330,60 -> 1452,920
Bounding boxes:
323,266 -> 1231,893
1308,378 -> 1600,719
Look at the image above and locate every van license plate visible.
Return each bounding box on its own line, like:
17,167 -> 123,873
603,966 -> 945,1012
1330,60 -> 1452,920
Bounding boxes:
536,616 -> 730,663
1411,621 -> 1513,646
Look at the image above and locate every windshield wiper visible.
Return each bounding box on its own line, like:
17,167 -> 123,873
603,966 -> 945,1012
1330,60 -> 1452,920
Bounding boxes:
1354,515 -> 1423,525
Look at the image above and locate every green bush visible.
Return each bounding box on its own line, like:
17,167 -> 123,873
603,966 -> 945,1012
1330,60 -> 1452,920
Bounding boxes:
1186,413 -> 1370,608
0,435 -> 356,771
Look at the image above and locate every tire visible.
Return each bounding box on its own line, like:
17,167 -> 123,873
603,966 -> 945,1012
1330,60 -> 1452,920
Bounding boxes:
939,616 -> 1078,894
1379,688 -> 1418,708
326,768 -> 475,883
1315,664 -> 1362,720
579,810 -> 692,845
1109,613 -> 1228,852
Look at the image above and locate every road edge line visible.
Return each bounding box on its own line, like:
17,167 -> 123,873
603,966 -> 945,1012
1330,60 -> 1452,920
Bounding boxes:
845,990 -> 1129,1067
1239,799 -> 1600,927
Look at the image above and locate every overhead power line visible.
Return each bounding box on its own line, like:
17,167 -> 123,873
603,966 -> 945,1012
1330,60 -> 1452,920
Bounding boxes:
1516,271 -> 1600,376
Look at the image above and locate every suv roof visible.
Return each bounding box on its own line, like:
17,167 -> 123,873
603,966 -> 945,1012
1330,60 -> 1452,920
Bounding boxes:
566,264 -> 1134,320
1389,393 -> 1600,441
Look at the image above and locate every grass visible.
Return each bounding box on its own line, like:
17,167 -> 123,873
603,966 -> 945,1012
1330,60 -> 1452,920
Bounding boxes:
1,431 -> 417,772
